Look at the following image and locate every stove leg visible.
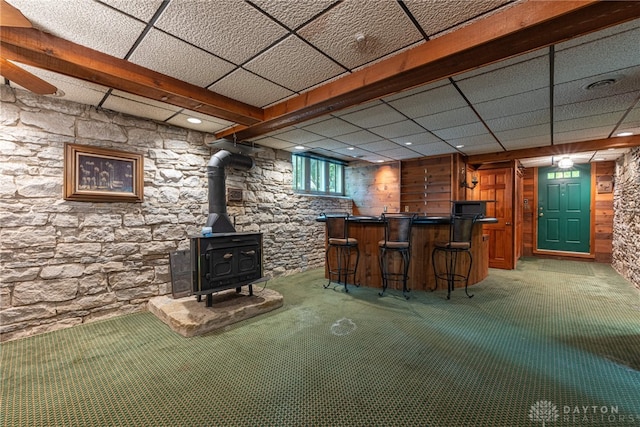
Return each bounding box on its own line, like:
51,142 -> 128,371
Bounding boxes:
249,284 -> 253,296
206,294 -> 213,307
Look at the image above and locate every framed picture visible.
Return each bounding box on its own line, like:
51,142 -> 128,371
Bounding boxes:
64,143 -> 144,202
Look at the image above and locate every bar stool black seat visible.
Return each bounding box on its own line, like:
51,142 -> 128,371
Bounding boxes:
432,214 -> 479,299
378,213 -> 415,299
322,212 -> 360,292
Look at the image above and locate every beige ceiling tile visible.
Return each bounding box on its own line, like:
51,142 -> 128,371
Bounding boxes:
378,146 -> 420,160
619,106 -> 640,131
382,80 -> 448,103
100,0 -> 165,22
358,141 -> 399,152
298,0 -> 422,69
251,136 -> 295,150
486,111 -> 549,132
414,106 -> 478,131
389,83 -> 467,119
155,1 -> 288,64
455,56 -> 549,103
273,128 -> 325,144
410,141 -> 457,157
391,132 -> 442,146
340,104 -> 406,128
244,36 -> 345,92
8,0 -> 145,58
102,93 -> 176,122
404,0 -> 512,37
554,128 -> 612,145
208,68 -> 294,108
555,93 -> 638,122
554,65 -> 640,106
166,114 -> 231,133
129,29 -> 235,87
555,112 -> 622,134
251,0 -> 337,29
304,140 -> 349,150
556,25 -> 640,85
334,130 -> 383,145
300,118 -> 361,137
500,136 -> 551,151
474,88 -> 549,121
369,120 -> 425,139
433,122 -> 487,141
457,141 -> 504,155
9,65 -> 108,106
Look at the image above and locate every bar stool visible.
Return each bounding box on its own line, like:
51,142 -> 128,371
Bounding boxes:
322,213 -> 360,292
378,213 -> 415,299
432,214 -> 479,299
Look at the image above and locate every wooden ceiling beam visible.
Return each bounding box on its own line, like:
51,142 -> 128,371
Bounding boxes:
217,0 -> 640,140
0,27 -> 263,126
466,136 -> 640,165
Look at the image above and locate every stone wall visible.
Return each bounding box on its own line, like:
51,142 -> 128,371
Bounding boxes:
0,86 -> 350,341
612,147 -> 640,290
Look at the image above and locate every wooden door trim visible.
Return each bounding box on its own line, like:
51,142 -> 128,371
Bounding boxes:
532,165 -> 595,257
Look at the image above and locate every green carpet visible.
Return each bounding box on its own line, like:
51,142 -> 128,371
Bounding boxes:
2,258 -> 639,426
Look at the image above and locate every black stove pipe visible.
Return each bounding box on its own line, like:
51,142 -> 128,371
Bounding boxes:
206,150 -> 254,233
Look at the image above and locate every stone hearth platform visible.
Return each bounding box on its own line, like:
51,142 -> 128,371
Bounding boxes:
148,288 -> 283,337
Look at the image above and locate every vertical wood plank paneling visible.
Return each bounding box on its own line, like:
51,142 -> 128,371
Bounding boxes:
346,162 -> 400,216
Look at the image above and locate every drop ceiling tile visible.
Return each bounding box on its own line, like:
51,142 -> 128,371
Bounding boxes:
272,128 -> 325,144
128,29 -> 235,87
474,88 -> 549,121
554,128 -> 612,145
155,0 -> 288,64
100,0 -> 164,22
166,114 -> 230,133
554,65 -> 640,106
499,135 -> 551,151
414,107 -> 479,131
208,68 -> 294,108
334,130 -> 384,145
358,141 -> 401,152
455,55 -> 549,103
9,65 -> 108,106
457,141 -> 504,155
300,118 -> 361,137
9,0 -> 145,58
446,133 -> 497,150
382,80 -> 448,103
486,110 -> 548,132
555,112 -> 624,134
304,140 -> 350,150
391,132 -> 442,146
555,93 -> 638,122
369,120 -> 425,139
102,92 -> 177,122
333,99 -> 382,117
494,123 -> 550,145
555,23 -> 640,84
389,83 -> 467,119
404,0 -> 512,37
250,0 -> 337,30
252,137 -> 295,150
619,106 -> 640,131
298,0 -> 423,69
244,36 -> 345,92
454,49 -> 547,81
179,109 -> 234,128
340,104 -> 406,128
377,146 -> 420,160
410,141 -> 457,157
333,146 -> 371,158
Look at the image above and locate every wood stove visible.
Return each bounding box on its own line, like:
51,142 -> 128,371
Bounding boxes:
191,232 -> 262,307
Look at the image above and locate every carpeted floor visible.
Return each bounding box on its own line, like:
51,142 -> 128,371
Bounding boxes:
2,257 -> 639,426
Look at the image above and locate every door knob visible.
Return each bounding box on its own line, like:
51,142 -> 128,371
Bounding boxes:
539,213 -> 544,217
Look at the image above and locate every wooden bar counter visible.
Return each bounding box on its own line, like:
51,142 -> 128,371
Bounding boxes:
319,216 -> 496,293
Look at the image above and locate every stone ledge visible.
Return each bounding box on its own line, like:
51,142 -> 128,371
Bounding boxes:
148,288 -> 283,337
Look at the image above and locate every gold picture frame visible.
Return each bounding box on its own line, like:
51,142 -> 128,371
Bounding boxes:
64,143 -> 144,202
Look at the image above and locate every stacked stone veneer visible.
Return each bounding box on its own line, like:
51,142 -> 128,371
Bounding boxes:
612,146 -> 640,290
0,86 -> 351,341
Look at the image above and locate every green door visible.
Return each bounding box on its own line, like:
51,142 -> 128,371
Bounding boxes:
537,164 -> 591,253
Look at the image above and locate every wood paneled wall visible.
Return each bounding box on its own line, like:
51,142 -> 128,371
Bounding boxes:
521,161 -> 614,261
346,161 -> 400,216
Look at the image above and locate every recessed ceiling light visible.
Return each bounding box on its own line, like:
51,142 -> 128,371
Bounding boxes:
404,142 -> 412,146
376,160 -> 384,163
584,78 -> 618,90
456,144 -> 464,149
347,147 -> 355,150
294,146 -> 305,150
187,117 -> 202,124
558,157 -> 573,169
616,131 -> 633,137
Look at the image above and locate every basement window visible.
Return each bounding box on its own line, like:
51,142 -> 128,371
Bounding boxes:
292,153 -> 344,196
